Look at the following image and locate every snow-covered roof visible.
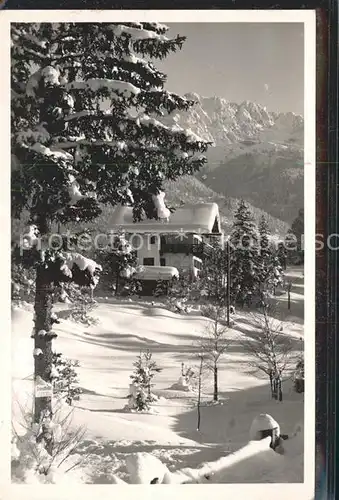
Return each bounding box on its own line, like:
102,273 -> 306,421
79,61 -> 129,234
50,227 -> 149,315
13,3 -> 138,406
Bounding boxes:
133,266 -> 179,281
110,203 -> 221,234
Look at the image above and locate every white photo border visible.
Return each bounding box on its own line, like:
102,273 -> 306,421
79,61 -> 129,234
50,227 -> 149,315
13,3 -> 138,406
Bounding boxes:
0,9 -> 316,500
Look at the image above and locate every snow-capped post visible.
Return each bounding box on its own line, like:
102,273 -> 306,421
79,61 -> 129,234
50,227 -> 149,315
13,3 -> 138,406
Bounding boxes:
12,22 -> 210,448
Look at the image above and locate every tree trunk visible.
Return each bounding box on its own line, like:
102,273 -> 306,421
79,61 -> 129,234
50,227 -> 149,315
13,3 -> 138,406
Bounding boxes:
269,371 -> 274,396
278,378 -> 283,402
197,382 -> 201,432
271,376 -> 278,400
115,271 -> 119,296
33,264 -> 55,424
197,356 -> 203,431
213,365 -> 218,402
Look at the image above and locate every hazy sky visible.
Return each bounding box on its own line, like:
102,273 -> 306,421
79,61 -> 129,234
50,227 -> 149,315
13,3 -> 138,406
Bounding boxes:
157,23 -> 304,115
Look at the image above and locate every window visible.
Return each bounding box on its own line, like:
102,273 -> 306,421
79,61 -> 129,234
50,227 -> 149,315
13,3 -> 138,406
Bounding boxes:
193,258 -> 202,270
160,258 -> 166,267
150,236 -> 156,244
143,257 -> 155,266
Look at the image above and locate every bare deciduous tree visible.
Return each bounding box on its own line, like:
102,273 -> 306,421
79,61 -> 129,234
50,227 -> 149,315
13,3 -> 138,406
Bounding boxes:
239,303 -> 295,401
195,353 -> 205,431
199,305 -> 231,402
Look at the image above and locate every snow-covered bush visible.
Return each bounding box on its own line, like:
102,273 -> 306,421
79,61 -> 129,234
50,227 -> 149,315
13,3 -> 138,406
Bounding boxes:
124,452 -> 207,484
200,304 -> 225,320
169,363 -> 196,392
12,404 -> 86,484
181,362 -> 196,387
94,230 -> 138,296
11,260 -> 36,304
125,452 -> 171,484
52,352 -> 82,405
153,279 -> 168,298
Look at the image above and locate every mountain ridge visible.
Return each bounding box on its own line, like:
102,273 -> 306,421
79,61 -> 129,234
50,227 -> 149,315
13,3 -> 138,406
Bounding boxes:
164,94 -> 304,223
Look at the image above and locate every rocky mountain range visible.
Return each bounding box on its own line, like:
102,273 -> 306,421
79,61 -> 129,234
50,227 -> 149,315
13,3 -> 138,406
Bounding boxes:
164,94 -> 304,224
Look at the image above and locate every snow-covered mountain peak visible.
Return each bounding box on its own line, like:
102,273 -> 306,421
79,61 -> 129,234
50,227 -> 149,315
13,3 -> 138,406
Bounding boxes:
170,94 -> 303,155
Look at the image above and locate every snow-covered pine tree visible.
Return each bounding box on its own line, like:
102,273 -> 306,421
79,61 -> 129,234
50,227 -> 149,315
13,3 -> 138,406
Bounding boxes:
11,256 -> 36,304
167,270 -> 192,312
258,215 -> 270,276
67,284 -> 98,325
11,23 -> 209,431
51,352 -> 82,406
97,229 -> 138,295
229,199 -> 259,305
276,241 -> 287,271
290,208 -> 304,264
257,215 -> 284,295
198,238 -> 227,304
129,350 -> 162,411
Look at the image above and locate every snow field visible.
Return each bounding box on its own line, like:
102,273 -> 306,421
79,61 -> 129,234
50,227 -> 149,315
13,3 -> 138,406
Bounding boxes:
11,272 -> 304,484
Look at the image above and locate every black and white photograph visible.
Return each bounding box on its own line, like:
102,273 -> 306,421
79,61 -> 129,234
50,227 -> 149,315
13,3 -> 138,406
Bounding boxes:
3,10 -> 315,495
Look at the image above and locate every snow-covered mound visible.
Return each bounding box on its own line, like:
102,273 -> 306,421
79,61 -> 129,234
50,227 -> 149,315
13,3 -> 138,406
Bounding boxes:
206,435 -> 302,483
125,452 -> 170,484
250,414 -> 280,441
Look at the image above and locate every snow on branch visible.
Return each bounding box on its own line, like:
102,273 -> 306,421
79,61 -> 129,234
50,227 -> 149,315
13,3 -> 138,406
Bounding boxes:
56,252 -> 102,289
122,53 -> 149,66
144,22 -> 169,33
64,79 -> 141,97
184,127 -> 207,143
64,109 -> 207,148
28,143 -> 73,163
109,24 -> 169,42
26,66 -> 61,97
67,175 -> 87,205
26,70 -> 43,97
55,138 -> 159,151
152,192 -> 171,220
16,125 -> 51,145
65,253 -> 102,275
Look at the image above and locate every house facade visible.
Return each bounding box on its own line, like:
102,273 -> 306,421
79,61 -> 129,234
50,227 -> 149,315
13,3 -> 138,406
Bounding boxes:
110,202 -> 221,293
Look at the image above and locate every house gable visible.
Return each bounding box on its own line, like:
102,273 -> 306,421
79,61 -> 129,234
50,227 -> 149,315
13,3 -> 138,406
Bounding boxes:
110,202 -> 221,235
211,215 -> 221,234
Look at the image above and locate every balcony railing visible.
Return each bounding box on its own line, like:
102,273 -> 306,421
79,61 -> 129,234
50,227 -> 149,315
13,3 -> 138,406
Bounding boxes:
160,242 -> 212,258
